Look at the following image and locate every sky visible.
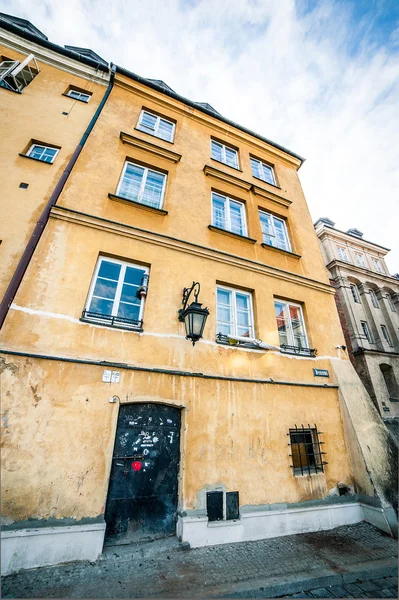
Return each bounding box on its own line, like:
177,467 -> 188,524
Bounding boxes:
2,0 -> 399,271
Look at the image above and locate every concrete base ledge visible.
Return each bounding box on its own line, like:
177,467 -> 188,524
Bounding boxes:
178,501 -> 396,548
1,521 -> 106,575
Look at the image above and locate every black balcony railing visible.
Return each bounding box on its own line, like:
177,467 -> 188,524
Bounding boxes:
280,344 -> 317,357
81,310 -> 142,330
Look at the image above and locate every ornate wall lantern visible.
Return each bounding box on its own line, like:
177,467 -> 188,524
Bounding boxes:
178,282 -> 209,346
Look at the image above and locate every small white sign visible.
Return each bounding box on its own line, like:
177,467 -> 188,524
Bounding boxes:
111,371 -> 120,383
102,369 -> 112,383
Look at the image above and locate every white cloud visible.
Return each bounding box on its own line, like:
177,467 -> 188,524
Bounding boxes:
2,0 -> 398,270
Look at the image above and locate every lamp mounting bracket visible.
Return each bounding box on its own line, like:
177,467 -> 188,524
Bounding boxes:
178,281 -> 201,321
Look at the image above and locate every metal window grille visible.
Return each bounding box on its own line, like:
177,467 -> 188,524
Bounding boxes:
288,424 -> 327,476
81,310 -> 143,330
280,344 -> 317,357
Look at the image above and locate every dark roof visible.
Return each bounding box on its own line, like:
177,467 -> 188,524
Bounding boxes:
0,14 -> 109,72
195,102 -> 221,116
64,45 -> 107,68
0,12 -> 47,40
114,65 -> 305,166
146,79 -> 175,94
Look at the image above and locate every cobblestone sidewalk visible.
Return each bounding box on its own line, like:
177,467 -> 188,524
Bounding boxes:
2,523 -> 398,598
283,575 -> 398,598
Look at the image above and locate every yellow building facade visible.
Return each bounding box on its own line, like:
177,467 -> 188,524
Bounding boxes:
1,15 -> 397,575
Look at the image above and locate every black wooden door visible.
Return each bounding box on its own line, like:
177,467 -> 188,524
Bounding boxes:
105,403 -> 181,544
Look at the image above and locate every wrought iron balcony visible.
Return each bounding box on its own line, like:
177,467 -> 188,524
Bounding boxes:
81,310 -> 143,331
280,344 -> 317,357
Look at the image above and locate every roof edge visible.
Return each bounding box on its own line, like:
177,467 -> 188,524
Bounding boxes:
0,17 -> 109,72
318,224 -> 391,252
114,64 -> 306,167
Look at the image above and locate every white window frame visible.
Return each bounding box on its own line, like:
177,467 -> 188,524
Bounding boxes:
216,285 -> 255,338
137,109 -> 175,142
259,210 -> 291,251
67,88 -> 91,102
211,192 -> 247,236
211,139 -> 239,169
0,53 -> 39,92
26,143 -> 59,163
84,256 -> 149,328
369,289 -> 379,308
338,246 -> 350,262
116,161 -> 167,209
380,325 -> 393,347
350,284 -> 360,303
250,157 -> 276,185
355,252 -> 366,268
274,299 -> 309,350
371,257 -> 383,273
387,294 -> 396,312
360,321 -> 372,343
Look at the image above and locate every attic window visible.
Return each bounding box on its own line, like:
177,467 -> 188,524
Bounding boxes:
0,53 -> 39,93
64,85 -> 92,103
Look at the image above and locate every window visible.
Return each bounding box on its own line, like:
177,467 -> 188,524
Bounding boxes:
371,258 -> 383,273
67,88 -> 91,102
116,161 -> 167,209
381,325 -> 393,347
387,294 -> 396,312
83,257 -> 149,329
288,425 -> 326,476
361,321 -> 372,343
211,140 -> 239,169
26,144 -> 59,164
212,192 -> 247,236
355,253 -> 366,268
350,284 -> 360,303
370,289 -> 379,308
0,53 -> 39,92
216,286 -> 254,338
259,211 -> 291,251
137,110 -> 175,142
274,299 -> 308,351
250,157 -> 276,185
338,247 -> 350,262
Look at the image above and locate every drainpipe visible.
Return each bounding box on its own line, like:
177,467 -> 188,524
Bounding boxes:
0,65 -> 117,330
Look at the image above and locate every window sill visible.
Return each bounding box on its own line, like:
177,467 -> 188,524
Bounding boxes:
261,243 -> 301,259
210,157 -> 242,172
135,126 -> 175,145
19,153 -> 54,164
62,93 -> 89,103
108,193 -> 168,215
120,131 -> 181,162
208,225 -> 256,244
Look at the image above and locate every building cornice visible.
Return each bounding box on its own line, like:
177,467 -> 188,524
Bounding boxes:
327,260 -> 399,290
120,132 -> 182,163
203,165 -> 252,191
51,205 -> 334,295
252,184 -> 292,208
316,225 -> 390,254
114,75 -> 303,171
0,29 -> 109,85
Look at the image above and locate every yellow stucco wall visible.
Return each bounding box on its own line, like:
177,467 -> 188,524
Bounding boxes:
1,70 -> 356,525
0,42 -> 107,300
1,355 -> 353,523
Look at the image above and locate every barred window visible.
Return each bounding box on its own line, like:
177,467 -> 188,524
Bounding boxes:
288,425 -> 327,476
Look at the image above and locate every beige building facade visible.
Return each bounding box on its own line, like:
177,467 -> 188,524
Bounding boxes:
315,217 -> 399,429
1,14 -> 397,575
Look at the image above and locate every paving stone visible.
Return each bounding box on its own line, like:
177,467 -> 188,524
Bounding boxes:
308,589 -> 334,598
327,585 -> 348,597
343,583 -> 364,594
378,590 -> 397,598
357,581 -> 380,592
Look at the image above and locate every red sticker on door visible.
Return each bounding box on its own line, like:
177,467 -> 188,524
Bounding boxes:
131,461 -> 142,471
